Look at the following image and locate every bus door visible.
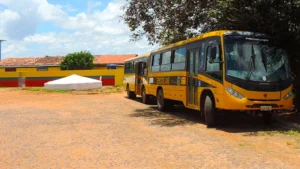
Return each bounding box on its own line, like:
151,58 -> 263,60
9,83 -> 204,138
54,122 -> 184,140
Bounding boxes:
135,62 -> 145,95
187,49 -> 200,107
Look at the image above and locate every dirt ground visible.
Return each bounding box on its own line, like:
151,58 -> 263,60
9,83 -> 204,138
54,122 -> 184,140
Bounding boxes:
0,89 -> 299,169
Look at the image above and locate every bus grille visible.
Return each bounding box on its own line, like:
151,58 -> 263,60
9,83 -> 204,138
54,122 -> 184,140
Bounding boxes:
247,98 -> 280,102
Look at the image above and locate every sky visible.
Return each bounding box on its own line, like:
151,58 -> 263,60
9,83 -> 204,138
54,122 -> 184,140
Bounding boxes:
0,0 -> 158,59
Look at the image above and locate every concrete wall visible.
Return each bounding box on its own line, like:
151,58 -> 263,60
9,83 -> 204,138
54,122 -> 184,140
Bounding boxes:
0,66 -> 125,87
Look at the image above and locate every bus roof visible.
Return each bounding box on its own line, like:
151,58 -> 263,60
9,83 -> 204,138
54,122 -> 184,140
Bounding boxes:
124,53 -> 150,62
150,30 -> 262,53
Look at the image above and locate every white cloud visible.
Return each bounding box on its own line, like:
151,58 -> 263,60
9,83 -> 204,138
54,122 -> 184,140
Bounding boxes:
87,0 -> 102,14
0,0 -> 157,59
24,32 -> 57,43
0,9 -> 21,39
2,42 -> 28,57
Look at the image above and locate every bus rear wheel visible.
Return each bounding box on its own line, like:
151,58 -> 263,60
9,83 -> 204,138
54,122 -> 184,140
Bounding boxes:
127,85 -> 136,99
157,89 -> 165,111
204,95 -> 216,127
142,87 -> 150,104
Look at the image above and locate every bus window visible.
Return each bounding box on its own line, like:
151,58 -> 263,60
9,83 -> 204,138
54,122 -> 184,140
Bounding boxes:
172,47 -> 186,71
151,54 -> 161,72
199,43 -> 206,72
124,62 -> 129,74
206,40 -> 223,81
161,51 -> 171,71
207,44 -> 222,72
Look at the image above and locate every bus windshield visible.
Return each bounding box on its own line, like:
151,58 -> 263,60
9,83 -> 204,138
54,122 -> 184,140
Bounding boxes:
224,35 -> 291,82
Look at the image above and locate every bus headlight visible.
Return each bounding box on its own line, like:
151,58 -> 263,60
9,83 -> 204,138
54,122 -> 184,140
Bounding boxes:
284,91 -> 293,100
226,87 -> 244,99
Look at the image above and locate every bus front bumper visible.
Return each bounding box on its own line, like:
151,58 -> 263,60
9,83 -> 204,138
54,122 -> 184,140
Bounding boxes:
215,93 -> 294,112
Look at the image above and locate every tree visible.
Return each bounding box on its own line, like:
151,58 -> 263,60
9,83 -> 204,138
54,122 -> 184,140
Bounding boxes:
121,0 -> 215,45
60,51 -> 94,70
122,0 -> 300,78
122,0 -> 299,46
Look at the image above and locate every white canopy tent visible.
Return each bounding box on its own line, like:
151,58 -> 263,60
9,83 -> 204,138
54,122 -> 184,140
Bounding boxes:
44,74 -> 102,90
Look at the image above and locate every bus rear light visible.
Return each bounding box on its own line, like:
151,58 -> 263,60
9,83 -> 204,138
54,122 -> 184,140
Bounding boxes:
284,91 -> 293,100
226,87 -> 244,100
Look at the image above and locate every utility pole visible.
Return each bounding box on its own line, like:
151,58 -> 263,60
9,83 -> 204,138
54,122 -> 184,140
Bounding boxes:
0,40 -> 6,61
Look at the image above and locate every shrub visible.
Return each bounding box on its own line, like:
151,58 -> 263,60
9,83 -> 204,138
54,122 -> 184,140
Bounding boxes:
60,51 -> 94,70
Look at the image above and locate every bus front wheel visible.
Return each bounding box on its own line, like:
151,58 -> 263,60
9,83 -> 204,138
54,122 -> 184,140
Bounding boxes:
204,95 -> 216,127
157,89 -> 173,111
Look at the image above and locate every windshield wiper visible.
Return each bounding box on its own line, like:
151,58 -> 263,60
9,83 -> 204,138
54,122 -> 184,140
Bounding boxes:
261,48 -> 268,72
246,45 -> 256,80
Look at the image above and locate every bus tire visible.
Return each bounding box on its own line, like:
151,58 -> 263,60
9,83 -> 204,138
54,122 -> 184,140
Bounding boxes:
262,112 -> 272,125
204,94 -> 216,127
157,89 -> 168,111
142,87 -> 150,104
157,89 -> 165,111
127,85 -> 136,99
157,89 -> 173,111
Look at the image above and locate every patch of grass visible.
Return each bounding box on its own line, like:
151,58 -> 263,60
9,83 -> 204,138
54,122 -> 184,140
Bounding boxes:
287,142 -> 292,146
244,130 -> 300,137
71,86 -> 124,95
6,86 -> 125,95
25,87 -> 70,93
285,130 -> 300,136
294,146 -> 300,149
239,143 -> 247,146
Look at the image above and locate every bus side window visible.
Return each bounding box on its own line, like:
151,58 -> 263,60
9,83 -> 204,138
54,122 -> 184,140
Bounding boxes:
161,51 -> 172,72
172,47 -> 186,71
199,42 -> 205,73
151,53 -> 161,72
206,44 -> 221,72
205,39 -> 223,82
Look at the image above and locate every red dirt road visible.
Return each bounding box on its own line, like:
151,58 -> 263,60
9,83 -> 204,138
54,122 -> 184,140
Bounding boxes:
0,89 -> 299,169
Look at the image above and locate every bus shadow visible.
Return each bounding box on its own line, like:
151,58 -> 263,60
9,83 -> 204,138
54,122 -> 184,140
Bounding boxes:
125,96 -> 157,105
214,112 -> 290,134
129,106 -> 291,133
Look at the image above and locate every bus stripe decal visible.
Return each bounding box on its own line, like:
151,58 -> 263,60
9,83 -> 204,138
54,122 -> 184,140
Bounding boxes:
149,76 -> 216,88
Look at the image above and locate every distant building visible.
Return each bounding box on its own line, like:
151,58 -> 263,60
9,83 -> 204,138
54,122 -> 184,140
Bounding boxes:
0,54 -> 137,72
0,54 -> 137,87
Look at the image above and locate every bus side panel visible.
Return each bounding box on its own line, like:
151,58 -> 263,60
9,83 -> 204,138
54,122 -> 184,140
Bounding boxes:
162,85 -> 187,105
124,73 -> 136,92
142,77 -> 150,95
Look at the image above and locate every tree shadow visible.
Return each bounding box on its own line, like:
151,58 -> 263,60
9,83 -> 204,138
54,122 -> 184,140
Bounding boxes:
130,106 -> 203,127
130,106 -> 293,134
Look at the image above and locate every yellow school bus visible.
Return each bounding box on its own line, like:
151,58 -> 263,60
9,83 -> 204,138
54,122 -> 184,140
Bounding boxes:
145,30 -> 294,127
123,54 -> 151,104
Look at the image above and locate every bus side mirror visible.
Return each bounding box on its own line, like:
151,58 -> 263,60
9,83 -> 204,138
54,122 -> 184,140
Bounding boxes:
209,46 -> 217,63
209,45 -> 224,64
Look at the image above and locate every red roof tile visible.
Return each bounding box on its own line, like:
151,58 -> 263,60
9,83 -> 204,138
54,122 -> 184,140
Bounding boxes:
35,56 -> 64,66
94,54 -> 137,64
0,57 -> 41,66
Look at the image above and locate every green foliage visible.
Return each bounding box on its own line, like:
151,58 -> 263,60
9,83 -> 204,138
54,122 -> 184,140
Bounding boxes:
60,51 -> 94,70
26,87 -> 70,93
122,0 -> 300,89
122,0 -> 300,46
